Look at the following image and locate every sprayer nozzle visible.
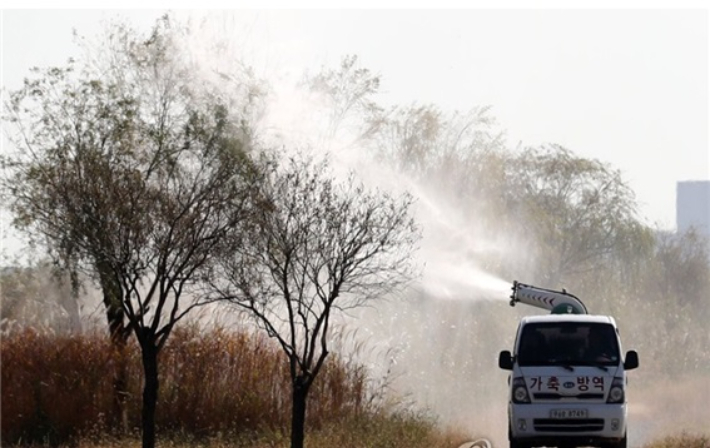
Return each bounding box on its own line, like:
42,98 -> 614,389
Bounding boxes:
509,280 -> 518,306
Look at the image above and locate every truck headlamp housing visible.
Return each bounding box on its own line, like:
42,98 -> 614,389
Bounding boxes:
512,377 -> 530,403
607,377 -> 625,403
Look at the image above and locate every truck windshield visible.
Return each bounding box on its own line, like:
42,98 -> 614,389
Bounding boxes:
517,322 -> 620,367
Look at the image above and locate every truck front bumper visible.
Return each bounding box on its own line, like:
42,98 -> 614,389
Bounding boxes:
509,402 -> 627,444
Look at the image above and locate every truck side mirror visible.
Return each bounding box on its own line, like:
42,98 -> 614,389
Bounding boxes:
624,350 -> 639,370
499,350 -> 513,370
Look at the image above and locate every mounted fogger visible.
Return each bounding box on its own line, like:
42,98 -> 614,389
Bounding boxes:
509,280 -> 588,315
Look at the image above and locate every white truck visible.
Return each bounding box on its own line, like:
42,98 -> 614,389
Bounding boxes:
498,281 -> 639,448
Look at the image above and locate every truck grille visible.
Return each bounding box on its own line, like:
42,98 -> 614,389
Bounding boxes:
533,393 -> 605,400
533,418 -> 604,432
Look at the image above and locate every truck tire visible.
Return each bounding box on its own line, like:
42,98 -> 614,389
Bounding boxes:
508,424 -> 527,448
608,434 -> 628,448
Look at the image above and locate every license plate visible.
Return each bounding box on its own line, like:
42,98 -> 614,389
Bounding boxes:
550,409 -> 588,419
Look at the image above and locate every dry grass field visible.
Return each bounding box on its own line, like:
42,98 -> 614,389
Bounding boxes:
2,326 -> 707,448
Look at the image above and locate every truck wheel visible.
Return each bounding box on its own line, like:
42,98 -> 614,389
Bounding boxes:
508,427 -> 526,448
508,422 -> 531,448
609,434 -> 628,448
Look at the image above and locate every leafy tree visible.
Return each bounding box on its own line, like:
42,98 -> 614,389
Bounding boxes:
503,144 -> 643,286
305,54 -> 383,143
643,229 -> 710,371
367,102 -> 505,180
0,261 -> 82,334
3,59 -> 134,343
210,154 -> 420,448
3,51 -> 141,429
365,102 -> 517,287
649,228 -> 710,306
3,16 -> 262,448
371,104 -> 445,174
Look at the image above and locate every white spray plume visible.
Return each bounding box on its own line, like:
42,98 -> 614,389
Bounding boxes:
251,73 -> 514,305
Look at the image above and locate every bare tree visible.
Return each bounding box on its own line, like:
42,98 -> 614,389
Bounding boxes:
3,16 -> 262,448
210,154 -> 419,448
113,123 -> 260,448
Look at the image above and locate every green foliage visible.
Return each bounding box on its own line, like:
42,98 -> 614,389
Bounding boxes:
2,14 -> 263,315
369,103 -> 505,180
2,14 -> 269,448
305,54 -> 383,141
0,262 -> 82,333
503,144 -> 644,285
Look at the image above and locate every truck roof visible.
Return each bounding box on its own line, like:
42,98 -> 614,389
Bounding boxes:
520,314 -> 617,326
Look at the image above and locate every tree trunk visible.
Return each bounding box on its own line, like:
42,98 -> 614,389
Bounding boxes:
100,268 -> 130,433
60,289 -> 83,334
106,294 -> 126,343
290,377 -> 310,448
140,339 -> 159,448
113,336 -> 129,432
106,292 -> 130,432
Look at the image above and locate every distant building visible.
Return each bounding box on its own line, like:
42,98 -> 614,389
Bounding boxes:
676,180 -> 710,239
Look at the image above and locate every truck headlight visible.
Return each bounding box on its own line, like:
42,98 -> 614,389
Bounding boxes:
607,377 -> 625,403
512,377 -> 531,403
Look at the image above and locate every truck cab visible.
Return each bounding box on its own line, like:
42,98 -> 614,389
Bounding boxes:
499,315 -> 638,448
499,282 -> 638,448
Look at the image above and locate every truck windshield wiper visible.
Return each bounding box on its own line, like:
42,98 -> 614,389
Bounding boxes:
548,358 -> 575,371
574,360 -> 609,372
588,362 -> 609,372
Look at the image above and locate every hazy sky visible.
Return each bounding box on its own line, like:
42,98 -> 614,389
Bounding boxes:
1,6 -> 708,242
